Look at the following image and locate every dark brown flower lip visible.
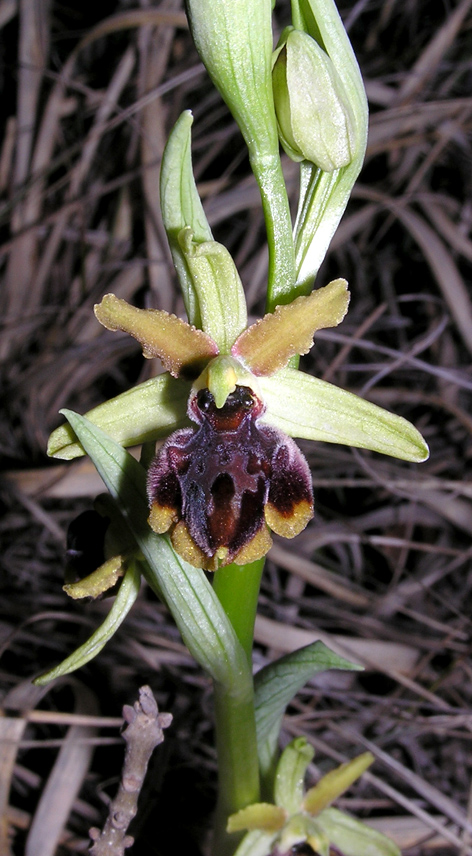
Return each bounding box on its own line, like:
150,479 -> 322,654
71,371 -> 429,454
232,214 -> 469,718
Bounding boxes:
147,383 -> 314,570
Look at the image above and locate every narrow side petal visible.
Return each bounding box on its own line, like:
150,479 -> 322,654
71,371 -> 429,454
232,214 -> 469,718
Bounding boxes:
94,293 -> 218,378
34,562 -> 141,685
260,369 -> 429,462
47,374 -> 190,460
227,803 -> 286,834
232,279 -> 349,375
303,753 -> 374,815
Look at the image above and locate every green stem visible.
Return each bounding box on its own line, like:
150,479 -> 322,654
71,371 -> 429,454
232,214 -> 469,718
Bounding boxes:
213,558 -> 264,665
250,153 -> 298,313
211,558 -> 265,855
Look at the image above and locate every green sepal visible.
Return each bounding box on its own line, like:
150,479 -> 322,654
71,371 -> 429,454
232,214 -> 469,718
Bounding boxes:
178,228 -> 247,352
274,737 -> 314,814
260,367 -> 429,462
58,410 -> 250,692
317,807 -> 401,856
254,641 -> 361,788
34,561 -> 142,685
47,374 -> 190,460
232,830 -> 276,856
160,110 -> 213,327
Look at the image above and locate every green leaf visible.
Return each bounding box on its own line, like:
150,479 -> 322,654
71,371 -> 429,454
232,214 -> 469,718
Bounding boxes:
317,808 -> 401,856
254,642 -> 360,784
48,374 -> 190,460
178,228 -> 247,351
34,561 -> 142,685
60,410 -> 250,693
260,367 -> 429,462
160,110 -> 213,327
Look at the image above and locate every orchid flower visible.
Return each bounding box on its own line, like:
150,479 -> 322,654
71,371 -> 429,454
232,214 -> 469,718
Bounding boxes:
48,233 -> 428,573
227,738 -> 400,856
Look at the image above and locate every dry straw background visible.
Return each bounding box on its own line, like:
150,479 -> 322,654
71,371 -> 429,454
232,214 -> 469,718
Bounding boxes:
1,1 -> 472,854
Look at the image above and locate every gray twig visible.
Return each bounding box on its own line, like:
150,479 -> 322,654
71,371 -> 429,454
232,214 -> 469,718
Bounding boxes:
89,685 -> 172,855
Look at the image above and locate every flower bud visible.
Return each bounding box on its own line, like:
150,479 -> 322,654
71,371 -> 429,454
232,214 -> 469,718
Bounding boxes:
272,28 -> 356,171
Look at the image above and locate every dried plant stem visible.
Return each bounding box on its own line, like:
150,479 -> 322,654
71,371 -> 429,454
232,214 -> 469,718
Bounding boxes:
89,686 -> 172,856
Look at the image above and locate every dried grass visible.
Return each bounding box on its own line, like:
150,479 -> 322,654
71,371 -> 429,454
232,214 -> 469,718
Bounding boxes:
1,1 -> 472,854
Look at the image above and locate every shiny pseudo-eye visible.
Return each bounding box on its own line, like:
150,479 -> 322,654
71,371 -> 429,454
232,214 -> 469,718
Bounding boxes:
147,385 -> 314,571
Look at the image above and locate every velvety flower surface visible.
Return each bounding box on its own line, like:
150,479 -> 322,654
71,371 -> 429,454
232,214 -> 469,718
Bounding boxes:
48,262 -> 428,572
147,384 -> 313,571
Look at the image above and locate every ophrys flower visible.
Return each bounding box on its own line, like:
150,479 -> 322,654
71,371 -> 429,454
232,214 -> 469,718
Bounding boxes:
48,242 -> 428,571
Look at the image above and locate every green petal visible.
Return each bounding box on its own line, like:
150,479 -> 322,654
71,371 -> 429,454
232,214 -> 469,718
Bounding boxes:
232,279 -> 349,375
160,110 -> 213,328
178,228 -> 247,351
63,554 -> 125,600
260,368 -> 429,462
34,562 -> 141,685
303,753 -> 374,816
47,374 -> 191,460
317,808 -> 401,856
95,294 -> 218,378
227,803 -> 286,834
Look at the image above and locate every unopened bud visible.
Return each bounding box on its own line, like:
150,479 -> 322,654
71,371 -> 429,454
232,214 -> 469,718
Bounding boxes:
272,28 -> 356,171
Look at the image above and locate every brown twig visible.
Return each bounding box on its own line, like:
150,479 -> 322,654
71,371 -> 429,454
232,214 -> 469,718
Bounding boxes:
89,686 -> 172,856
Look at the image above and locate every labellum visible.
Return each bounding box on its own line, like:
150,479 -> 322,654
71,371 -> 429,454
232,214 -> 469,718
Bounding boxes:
147,384 -> 314,571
